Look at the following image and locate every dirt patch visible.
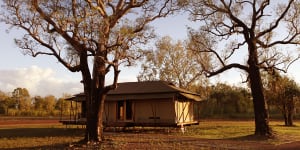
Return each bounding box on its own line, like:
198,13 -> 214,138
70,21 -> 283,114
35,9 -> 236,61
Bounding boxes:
276,141 -> 300,150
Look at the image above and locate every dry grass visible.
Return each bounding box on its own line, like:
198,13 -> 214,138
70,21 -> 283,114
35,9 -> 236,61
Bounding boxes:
183,120 -> 256,139
0,124 -> 84,149
1,120 -> 300,149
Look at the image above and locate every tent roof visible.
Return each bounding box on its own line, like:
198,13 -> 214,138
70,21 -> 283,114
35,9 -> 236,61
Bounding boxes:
67,81 -> 203,102
109,81 -> 193,94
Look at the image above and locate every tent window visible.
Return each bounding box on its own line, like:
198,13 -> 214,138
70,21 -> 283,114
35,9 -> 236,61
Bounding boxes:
117,101 -> 124,120
117,100 -> 133,121
126,101 -> 132,120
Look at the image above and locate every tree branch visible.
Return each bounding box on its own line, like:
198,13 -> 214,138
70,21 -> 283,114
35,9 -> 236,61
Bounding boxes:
205,63 -> 249,77
32,0 -> 85,52
256,0 -> 294,38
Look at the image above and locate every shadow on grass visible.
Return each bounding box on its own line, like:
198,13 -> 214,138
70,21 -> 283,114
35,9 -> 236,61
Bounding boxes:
226,134 -> 272,141
0,127 -> 85,150
228,134 -> 300,150
0,143 -> 70,150
0,127 -> 84,138
0,127 -> 285,150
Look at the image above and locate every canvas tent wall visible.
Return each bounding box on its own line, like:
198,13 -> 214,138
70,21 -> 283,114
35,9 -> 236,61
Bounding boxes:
61,81 -> 204,127
103,81 -> 203,127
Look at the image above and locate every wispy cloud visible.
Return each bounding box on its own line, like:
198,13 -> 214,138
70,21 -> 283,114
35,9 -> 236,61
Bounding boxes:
0,66 -> 82,97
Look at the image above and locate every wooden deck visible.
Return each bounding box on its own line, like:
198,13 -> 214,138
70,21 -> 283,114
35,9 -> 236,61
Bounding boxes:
59,119 -> 199,127
59,119 -> 86,125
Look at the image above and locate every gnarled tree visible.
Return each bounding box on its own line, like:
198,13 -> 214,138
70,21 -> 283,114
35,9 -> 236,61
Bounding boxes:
1,0 -> 176,143
183,0 -> 300,136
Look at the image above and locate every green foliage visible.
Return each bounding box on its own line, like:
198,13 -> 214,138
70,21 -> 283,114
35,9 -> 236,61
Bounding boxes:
44,95 -> 56,112
200,83 -> 253,118
11,87 -> 31,110
0,88 -> 73,117
264,73 -> 300,125
55,98 -> 72,115
0,91 -> 8,114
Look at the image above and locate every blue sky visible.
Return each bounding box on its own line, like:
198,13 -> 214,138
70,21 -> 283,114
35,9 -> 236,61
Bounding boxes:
0,11 -> 299,97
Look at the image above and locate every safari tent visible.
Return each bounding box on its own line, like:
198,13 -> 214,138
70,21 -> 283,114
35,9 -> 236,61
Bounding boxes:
61,81 -> 204,127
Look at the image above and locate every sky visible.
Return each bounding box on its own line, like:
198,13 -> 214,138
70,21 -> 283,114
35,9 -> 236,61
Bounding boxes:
0,6 -> 299,97
0,13 -> 198,97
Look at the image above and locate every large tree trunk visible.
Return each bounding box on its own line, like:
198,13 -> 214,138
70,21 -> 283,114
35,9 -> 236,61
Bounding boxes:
80,51 -> 100,142
282,104 -> 289,126
86,96 -> 100,142
287,112 -> 293,126
248,43 -> 272,136
85,47 -> 109,143
282,101 -> 294,126
286,101 -> 294,126
249,68 -> 272,136
284,113 -> 288,126
82,82 -> 105,143
95,59 -> 107,141
79,50 -> 106,143
288,112 -> 294,126
84,80 -> 106,143
81,20 -> 114,144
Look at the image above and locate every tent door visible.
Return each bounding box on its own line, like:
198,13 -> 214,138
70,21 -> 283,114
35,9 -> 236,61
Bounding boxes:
117,100 -> 133,121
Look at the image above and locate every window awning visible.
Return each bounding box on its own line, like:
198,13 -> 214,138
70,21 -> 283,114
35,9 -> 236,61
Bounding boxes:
179,93 -> 202,101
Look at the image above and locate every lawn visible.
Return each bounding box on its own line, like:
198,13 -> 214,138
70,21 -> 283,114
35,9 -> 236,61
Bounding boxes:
0,124 -> 83,149
1,119 -> 300,149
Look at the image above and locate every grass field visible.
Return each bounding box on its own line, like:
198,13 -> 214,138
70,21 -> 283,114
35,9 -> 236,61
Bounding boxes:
1,119 -> 300,149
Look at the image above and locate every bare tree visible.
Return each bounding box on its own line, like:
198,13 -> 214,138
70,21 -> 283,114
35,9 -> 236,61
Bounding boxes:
183,0 -> 300,136
1,0 -> 176,144
138,36 -> 204,90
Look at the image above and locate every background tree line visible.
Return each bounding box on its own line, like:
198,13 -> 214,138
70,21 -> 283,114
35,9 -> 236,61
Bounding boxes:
198,78 -> 300,123
0,88 -> 77,117
199,83 -> 253,119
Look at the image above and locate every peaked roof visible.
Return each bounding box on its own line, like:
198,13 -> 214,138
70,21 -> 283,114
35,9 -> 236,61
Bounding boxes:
108,81 -> 192,95
108,81 -> 202,101
67,81 -> 203,101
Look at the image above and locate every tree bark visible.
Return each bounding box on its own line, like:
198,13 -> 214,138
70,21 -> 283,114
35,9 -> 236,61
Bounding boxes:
79,51 -> 100,142
287,112 -> 293,126
95,57 -> 107,141
77,49 -> 108,143
249,70 -> 272,136
283,104 -> 289,126
282,100 -> 295,126
82,69 -> 106,142
284,113 -> 288,126
97,94 -> 106,140
286,101 -> 294,126
248,42 -> 272,136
